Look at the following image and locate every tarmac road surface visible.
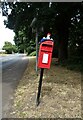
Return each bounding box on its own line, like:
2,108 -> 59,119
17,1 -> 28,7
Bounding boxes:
1,54 -> 28,118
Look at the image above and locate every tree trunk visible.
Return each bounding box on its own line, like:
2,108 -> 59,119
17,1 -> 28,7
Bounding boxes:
57,23 -> 69,62
55,10 -> 72,62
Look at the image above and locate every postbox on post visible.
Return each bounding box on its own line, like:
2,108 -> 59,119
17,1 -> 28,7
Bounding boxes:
36,34 -> 54,106
38,40 -> 54,69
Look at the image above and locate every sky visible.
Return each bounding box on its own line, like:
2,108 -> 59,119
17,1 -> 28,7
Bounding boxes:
0,8 -> 15,50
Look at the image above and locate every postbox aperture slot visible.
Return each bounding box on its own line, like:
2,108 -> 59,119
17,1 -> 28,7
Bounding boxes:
41,44 -> 53,52
42,44 -> 52,47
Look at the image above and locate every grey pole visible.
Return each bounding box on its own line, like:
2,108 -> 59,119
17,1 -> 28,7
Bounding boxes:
36,28 -> 38,72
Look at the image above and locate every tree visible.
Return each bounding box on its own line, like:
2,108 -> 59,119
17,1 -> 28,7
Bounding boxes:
2,41 -> 18,54
68,9 -> 83,57
1,2 -> 83,60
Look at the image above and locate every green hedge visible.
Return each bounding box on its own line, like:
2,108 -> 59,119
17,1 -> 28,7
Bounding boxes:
28,51 -> 36,56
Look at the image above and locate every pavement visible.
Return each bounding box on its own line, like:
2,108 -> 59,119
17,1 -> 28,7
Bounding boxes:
1,54 -> 28,118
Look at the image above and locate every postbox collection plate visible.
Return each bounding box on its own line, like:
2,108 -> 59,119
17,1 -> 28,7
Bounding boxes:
42,53 -> 49,64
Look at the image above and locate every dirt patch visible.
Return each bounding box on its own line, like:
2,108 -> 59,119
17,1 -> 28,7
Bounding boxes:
9,57 -> 81,118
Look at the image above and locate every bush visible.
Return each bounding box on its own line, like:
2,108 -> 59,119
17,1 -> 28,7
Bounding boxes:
28,51 -> 36,56
27,46 -> 36,55
60,55 -> 83,72
2,41 -> 18,54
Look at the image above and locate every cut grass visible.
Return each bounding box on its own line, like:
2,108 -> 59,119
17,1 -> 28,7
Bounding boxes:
0,54 -> 8,56
10,57 -> 81,118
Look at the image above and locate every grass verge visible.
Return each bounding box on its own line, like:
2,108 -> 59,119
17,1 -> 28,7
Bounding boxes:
10,57 -> 81,118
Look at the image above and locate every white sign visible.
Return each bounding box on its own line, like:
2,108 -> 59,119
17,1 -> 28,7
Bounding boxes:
42,53 -> 48,64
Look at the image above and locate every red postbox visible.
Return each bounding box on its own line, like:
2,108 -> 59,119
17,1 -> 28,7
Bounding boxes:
38,40 -> 54,69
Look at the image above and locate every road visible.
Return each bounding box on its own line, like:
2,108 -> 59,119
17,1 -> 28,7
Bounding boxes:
1,54 -> 28,118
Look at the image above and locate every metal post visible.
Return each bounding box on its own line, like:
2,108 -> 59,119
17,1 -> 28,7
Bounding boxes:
36,28 -> 38,72
36,68 -> 44,106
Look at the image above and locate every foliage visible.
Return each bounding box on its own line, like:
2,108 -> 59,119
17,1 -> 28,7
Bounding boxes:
69,11 -> 83,57
2,41 -> 18,54
26,39 -> 36,55
28,51 -> 36,56
12,45 -> 18,53
60,55 -> 83,72
1,2 -> 83,60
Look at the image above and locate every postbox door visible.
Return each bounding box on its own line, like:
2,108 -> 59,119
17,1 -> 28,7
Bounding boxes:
38,51 -> 52,69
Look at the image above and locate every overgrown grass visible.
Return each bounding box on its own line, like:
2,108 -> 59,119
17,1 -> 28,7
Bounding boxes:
60,56 -> 83,72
